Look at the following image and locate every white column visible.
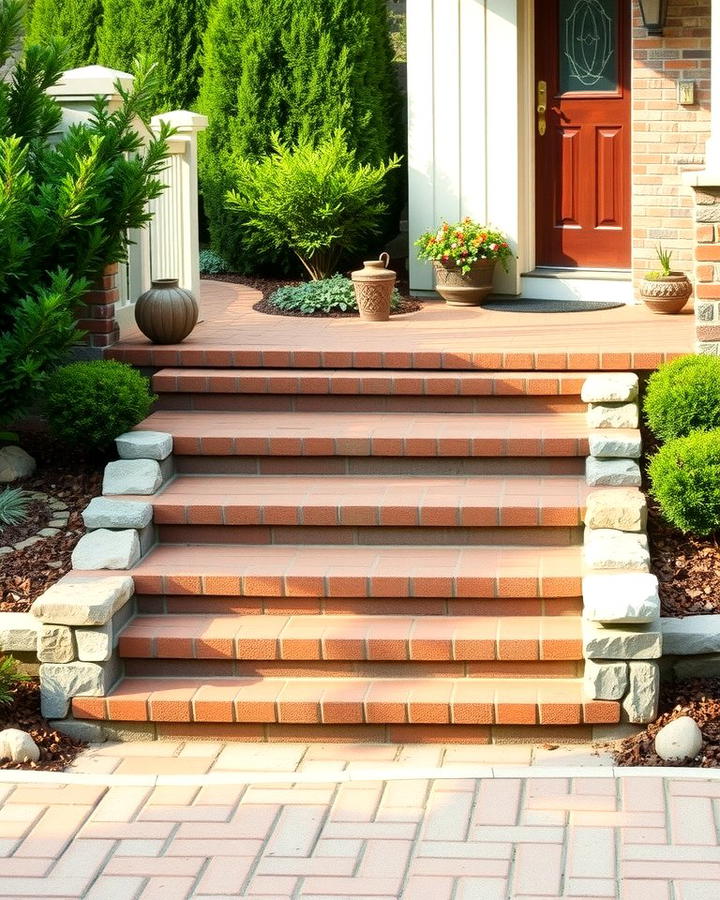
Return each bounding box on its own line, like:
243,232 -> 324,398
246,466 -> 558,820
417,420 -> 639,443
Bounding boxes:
46,65 -> 134,135
149,110 -> 208,308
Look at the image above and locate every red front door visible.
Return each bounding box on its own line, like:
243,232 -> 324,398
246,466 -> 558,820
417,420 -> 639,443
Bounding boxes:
535,0 -> 631,268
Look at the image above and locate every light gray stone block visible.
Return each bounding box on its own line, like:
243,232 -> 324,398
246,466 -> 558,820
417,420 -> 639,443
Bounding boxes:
585,489 -> 647,532
32,575 -> 134,627
75,600 -> 134,663
654,716 -> 703,762
583,529 -> 650,572
0,612 -> 40,653
582,573 -> 659,624
103,459 -> 162,496
71,529 -> 140,571
0,446 -> 36,483
588,430 -> 642,459
586,457 -> 642,487
37,625 -> 75,664
39,658 -> 121,719
674,655 -> 720,679
0,728 -> 39,763
583,620 -> 662,660
584,659 -> 628,700
83,497 -> 153,530
115,431 -> 173,461
581,373 -> 639,403
587,402 -> 639,429
49,719 -> 107,743
622,661 -> 660,724
661,616 -> 720,655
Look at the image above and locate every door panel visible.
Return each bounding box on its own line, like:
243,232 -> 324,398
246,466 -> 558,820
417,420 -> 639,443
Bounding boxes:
535,0 -> 631,268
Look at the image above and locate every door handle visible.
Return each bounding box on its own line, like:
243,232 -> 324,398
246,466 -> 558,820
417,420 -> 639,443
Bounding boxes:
537,80 -> 547,136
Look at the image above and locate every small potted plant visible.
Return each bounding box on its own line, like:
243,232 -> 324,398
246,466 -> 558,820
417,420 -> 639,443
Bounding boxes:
415,218 -> 513,306
639,244 -> 692,314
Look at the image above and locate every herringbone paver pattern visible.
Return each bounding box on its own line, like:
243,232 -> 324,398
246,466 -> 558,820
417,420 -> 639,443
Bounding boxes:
0,766 -> 718,898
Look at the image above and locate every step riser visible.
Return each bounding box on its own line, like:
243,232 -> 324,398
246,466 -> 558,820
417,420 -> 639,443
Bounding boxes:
155,393 -> 586,414
156,524 -> 584,546
136,595 -> 584,616
175,456 -> 586,477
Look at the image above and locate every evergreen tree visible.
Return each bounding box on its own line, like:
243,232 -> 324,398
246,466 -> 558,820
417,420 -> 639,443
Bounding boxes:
198,0 -> 404,272
25,0 -> 102,67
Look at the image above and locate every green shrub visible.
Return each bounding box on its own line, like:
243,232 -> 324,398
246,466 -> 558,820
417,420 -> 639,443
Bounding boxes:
644,355 -> 720,442
26,0 -> 102,67
649,430 -> 720,535
45,361 -> 156,452
226,131 -> 400,281
0,487 -> 30,526
197,0 -> 404,271
0,656 -> 28,705
199,249 -> 230,276
270,275 -> 400,316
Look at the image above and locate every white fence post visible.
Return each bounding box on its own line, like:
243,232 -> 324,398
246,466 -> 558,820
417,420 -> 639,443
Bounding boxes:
149,111 -> 208,310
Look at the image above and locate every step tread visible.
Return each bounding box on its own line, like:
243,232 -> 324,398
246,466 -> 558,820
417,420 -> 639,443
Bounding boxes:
137,410 -> 593,457
119,614 -> 584,661
154,368 -> 592,396
133,474 -> 614,527
72,675 -> 619,726
80,543 -> 584,597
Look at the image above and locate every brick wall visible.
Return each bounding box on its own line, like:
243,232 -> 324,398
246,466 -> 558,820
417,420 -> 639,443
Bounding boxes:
632,0 -> 711,289
693,187 -> 720,352
75,265 -> 120,356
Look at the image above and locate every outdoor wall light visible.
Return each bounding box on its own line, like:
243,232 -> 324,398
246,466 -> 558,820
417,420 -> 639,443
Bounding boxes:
638,0 -> 669,35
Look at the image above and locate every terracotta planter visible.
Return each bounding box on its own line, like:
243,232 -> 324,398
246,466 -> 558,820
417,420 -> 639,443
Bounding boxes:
433,258 -> 496,306
639,273 -> 692,315
351,253 -> 396,322
134,278 -> 198,343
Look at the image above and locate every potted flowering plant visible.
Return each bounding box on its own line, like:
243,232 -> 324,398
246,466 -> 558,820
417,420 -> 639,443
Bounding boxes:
639,244 -> 692,315
416,218 -> 513,306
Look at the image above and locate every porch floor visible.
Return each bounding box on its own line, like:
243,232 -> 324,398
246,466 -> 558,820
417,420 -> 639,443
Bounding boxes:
110,280 -> 695,371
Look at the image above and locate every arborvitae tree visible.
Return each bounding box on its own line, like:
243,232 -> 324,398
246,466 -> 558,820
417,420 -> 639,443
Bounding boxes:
25,0 -> 102,67
97,0 -> 212,112
198,0 -> 404,272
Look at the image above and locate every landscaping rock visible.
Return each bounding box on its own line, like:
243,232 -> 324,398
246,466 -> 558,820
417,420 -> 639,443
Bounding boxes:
582,573 -> 659,624
74,600 -> 134,663
0,613 -> 40,653
587,402 -> 639,430
71,529 -> 140,571
39,658 -> 121,719
586,458 -> 641,487
102,459 -> 162,496
83,497 -> 153,530
584,659 -> 628,700
0,728 -> 39,763
654,716 -> 703,762
661,616 -> 720,655
583,620 -> 662,660
32,575 -> 134,627
49,719 -> 106,743
37,625 -> 75,664
622,661 -> 660,724
115,431 -> 173,461
584,529 -> 650,572
588,430 -> 642,459
581,373 -> 639,404
585,490 -> 647,532
0,446 -> 36,483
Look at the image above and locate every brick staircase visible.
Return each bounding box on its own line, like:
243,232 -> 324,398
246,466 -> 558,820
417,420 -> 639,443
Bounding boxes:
73,367 -> 624,741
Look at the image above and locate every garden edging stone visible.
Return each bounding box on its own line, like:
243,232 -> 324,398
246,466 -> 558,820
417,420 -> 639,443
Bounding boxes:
661,616 -> 720,656
585,490 -> 647,532
0,613 -> 41,653
583,529 -> 650,571
581,373 -> 639,403
102,459 -> 163,495
582,573 -> 660,625
586,458 -> 642,487
32,575 -> 134,627
71,529 -> 140,571
115,431 -> 173,461
82,497 -> 153,530
587,402 -> 640,430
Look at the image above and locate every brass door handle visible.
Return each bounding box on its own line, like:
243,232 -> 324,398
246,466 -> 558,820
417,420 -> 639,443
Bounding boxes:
537,80 -> 547,136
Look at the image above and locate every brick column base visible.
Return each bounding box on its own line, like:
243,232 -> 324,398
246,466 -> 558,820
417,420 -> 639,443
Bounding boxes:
73,263 -> 121,359
693,187 -> 720,354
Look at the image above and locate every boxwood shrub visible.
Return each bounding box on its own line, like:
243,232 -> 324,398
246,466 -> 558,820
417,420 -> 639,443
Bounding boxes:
644,355 -> 720,442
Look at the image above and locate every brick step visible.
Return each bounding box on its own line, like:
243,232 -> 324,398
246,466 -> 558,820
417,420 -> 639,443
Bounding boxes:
119,614 -> 583,662
72,676 -> 619,726
136,410 -> 591,458
95,543 -> 584,598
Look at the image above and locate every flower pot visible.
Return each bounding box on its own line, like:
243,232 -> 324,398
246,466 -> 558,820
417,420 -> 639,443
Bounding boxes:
134,278 -> 199,343
433,258 -> 496,306
351,253 -> 396,322
639,273 -> 692,315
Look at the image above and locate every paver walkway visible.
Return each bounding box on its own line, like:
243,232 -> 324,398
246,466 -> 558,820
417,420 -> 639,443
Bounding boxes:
0,742 -> 718,898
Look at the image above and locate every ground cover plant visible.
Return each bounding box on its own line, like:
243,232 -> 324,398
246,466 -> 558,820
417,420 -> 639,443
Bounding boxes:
269,275 -> 401,316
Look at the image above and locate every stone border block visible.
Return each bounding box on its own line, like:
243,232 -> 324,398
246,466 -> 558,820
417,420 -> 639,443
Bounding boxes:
583,620 -> 662,660
581,373 -> 639,403
37,625 -> 75,664
583,573 -> 659,624
0,613 -> 41,653
75,601 -> 135,662
115,431 -> 173,461
584,659 -> 628,700
71,529 -> 140,571
39,658 -> 121,719
588,430 -> 642,459
587,402 -> 640,429
622,661 -> 660,724
103,459 -> 163,496
661,616 -> 720,655
83,497 -> 153,530
583,529 -> 650,572
32,575 -> 134,627
585,490 -> 647,532
586,458 -> 641,487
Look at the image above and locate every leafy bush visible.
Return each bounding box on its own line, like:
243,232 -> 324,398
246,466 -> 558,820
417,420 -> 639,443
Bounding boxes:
26,0 -> 102,67
197,0 -> 404,271
649,430 -> 720,535
199,249 -> 230,276
45,361 -> 156,452
644,355 -> 720,442
0,656 -> 28,705
270,275 -> 400,316
226,131 -> 401,281
0,487 -> 29,526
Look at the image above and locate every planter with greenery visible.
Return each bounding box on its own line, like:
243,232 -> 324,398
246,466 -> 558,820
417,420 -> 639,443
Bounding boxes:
639,244 -> 692,314
415,220 -> 513,306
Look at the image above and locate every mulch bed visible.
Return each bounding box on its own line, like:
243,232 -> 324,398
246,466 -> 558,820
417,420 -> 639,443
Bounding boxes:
0,682 -> 85,771
615,678 -> 720,767
1,500 -> 51,548
252,296 -> 422,318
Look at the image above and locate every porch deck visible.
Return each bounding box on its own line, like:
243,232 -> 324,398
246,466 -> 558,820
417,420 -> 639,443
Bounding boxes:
110,280 -> 695,371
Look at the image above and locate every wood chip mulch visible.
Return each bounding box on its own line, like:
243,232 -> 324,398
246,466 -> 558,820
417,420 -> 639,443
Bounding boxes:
0,681 -> 85,771
614,678 -> 720,767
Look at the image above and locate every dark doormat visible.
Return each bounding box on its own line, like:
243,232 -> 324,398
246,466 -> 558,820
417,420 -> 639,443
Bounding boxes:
483,297 -> 626,312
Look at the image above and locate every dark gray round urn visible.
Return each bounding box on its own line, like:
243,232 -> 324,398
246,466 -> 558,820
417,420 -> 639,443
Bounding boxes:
134,278 -> 199,344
